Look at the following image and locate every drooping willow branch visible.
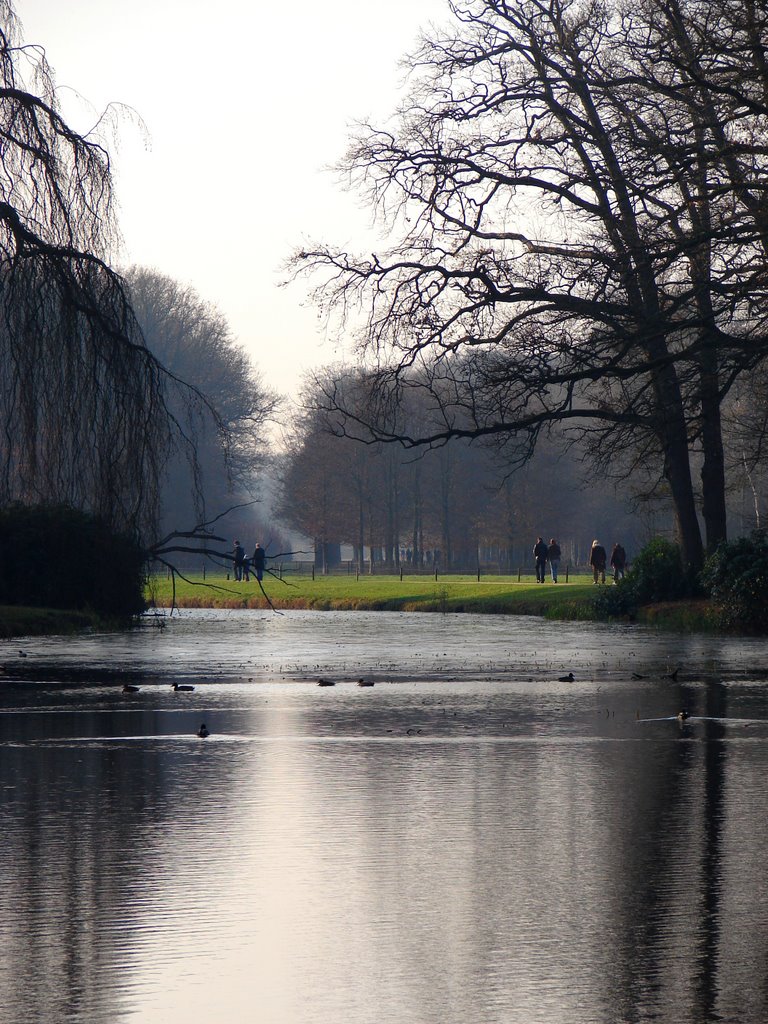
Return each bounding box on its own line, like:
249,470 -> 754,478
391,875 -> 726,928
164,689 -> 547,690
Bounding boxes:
0,5 -> 225,541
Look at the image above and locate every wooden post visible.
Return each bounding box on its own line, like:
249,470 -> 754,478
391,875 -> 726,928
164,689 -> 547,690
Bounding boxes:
517,566 -> 521,582
400,567 -> 403,581
565,564 -> 569,583
312,565 -> 315,581
435,569 -> 438,581
202,564 -> 206,581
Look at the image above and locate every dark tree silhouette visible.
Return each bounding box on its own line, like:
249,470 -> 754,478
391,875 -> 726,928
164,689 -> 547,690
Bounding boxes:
0,4 -> 198,539
290,0 -> 768,569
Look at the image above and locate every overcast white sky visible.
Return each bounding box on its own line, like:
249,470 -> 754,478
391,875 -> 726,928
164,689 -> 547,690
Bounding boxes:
18,0 -> 447,395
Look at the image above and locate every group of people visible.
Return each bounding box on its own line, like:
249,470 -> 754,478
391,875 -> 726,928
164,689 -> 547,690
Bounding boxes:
533,537 -> 627,584
533,538 -> 562,583
589,540 -> 627,585
232,540 -> 267,583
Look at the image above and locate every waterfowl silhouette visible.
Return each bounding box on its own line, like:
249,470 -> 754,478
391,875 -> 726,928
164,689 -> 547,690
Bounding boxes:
677,709 -> 690,720
171,683 -> 195,692
357,678 -> 374,687
317,678 -> 335,687
122,684 -> 140,693
558,673 -> 575,682
197,723 -> 210,738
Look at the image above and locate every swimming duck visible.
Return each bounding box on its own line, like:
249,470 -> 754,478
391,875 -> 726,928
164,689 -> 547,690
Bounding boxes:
171,683 -> 195,692
677,709 -> 690,720
317,678 -> 335,687
357,678 -> 374,687
197,723 -> 210,738
558,673 -> 575,682
122,684 -> 140,693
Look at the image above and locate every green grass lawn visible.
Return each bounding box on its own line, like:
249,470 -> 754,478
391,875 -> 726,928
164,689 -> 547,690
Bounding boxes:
147,570 -> 602,618
0,573 -> 722,638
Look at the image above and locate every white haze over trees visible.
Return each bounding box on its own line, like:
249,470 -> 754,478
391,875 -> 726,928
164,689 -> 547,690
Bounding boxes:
123,268 -> 281,549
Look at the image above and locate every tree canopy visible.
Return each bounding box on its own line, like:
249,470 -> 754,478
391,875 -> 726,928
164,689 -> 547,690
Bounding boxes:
124,267 -> 279,537
278,366 -> 653,570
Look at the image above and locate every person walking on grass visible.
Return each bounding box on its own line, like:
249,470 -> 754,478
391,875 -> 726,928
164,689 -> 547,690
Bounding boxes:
232,540 -> 245,582
251,542 -> 266,583
533,536 -> 549,584
589,539 -> 607,585
610,542 -> 626,584
548,538 -> 561,583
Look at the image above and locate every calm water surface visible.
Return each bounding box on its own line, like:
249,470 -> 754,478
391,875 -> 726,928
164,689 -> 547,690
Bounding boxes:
1,610 -> 768,1023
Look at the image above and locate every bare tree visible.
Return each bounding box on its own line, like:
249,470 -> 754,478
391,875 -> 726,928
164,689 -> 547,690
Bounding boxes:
279,363 -> 650,568
290,0 -> 768,569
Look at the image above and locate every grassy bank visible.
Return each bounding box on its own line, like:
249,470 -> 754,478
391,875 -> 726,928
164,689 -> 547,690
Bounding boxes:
0,576 -> 723,640
147,571 -> 619,619
147,571 -> 730,631
0,605 -> 104,639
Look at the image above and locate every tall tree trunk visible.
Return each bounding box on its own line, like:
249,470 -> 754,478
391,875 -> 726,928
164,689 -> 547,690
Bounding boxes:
411,467 -> 421,568
649,339 -> 705,569
698,343 -> 727,552
440,448 -> 453,568
357,489 -> 365,575
662,425 -> 705,570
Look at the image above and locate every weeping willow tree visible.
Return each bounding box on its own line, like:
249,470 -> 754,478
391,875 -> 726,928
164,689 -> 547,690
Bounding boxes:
0,3 -> 193,540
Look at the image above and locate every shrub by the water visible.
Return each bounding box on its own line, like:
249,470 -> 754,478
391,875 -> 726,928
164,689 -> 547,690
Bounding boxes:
593,537 -> 699,619
700,530 -> 768,632
0,504 -> 146,617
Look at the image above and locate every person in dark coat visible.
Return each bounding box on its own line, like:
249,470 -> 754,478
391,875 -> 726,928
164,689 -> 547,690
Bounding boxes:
251,542 -> 267,582
232,540 -> 245,582
547,538 -> 562,583
610,542 -> 627,583
533,536 -> 549,583
589,539 -> 607,584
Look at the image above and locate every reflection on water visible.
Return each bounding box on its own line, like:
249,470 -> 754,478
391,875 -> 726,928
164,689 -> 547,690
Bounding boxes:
1,610 -> 768,1023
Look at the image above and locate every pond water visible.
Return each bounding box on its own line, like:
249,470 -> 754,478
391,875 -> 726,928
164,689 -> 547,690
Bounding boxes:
2,609 -> 768,1024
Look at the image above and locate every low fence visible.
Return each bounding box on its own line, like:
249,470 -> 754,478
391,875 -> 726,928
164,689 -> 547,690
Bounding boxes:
266,560 -> 580,582
161,559 -> 614,582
